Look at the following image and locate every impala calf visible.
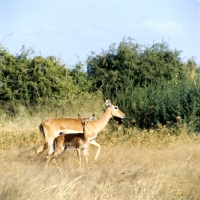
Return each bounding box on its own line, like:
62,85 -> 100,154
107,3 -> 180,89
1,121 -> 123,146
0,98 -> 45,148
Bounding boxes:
37,98 -> 125,161
46,114 -> 94,168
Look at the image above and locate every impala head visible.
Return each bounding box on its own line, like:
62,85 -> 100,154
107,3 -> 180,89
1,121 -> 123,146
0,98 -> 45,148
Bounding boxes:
78,114 -> 95,129
105,98 -> 125,119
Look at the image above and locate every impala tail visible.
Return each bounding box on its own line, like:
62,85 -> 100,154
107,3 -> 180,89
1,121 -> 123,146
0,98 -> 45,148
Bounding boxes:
39,124 -> 45,138
36,124 -> 48,156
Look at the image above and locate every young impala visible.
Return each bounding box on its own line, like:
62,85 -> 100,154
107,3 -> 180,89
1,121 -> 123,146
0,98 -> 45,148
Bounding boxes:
37,98 -> 125,161
46,114 -> 94,168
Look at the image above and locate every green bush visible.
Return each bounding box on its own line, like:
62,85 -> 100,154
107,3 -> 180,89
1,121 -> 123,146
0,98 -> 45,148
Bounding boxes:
1,40 -> 200,132
0,46 -> 80,115
87,38 -> 200,130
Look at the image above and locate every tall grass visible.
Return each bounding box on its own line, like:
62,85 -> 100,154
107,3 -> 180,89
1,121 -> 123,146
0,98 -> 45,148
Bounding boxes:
0,92 -> 103,149
1,138 -> 200,199
1,94 -> 200,199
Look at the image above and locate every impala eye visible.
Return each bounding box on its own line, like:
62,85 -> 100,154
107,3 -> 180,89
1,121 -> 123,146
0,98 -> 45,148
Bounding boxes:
114,106 -> 118,109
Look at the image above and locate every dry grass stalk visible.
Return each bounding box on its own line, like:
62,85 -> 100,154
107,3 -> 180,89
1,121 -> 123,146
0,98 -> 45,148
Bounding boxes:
1,113 -> 200,199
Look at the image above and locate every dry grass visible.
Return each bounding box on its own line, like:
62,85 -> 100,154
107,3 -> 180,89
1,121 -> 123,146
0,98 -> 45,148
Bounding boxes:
1,109 -> 200,199
1,139 -> 200,200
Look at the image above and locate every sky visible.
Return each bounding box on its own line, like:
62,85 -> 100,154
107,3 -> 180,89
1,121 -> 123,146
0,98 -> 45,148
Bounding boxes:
0,0 -> 200,68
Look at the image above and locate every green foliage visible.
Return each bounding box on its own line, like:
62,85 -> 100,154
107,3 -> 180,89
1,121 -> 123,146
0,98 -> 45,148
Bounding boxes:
70,62 -> 92,95
0,45 -> 87,115
116,78 -> 200,129
1,39 -> 200,132
87,38 -> 185,95
87,38 -> 200,130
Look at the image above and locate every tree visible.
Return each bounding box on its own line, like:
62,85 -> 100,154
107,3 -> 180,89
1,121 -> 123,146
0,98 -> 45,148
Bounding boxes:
87,38 -> 200,129
0,46 -> 77,111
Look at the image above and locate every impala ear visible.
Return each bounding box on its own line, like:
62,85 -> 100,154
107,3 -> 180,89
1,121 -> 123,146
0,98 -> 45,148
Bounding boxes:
105,98 -> 111,106
78,113 -> 81,119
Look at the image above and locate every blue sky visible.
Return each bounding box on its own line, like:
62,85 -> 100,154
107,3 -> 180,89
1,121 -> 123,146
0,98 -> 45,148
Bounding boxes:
1,0 -> 200,67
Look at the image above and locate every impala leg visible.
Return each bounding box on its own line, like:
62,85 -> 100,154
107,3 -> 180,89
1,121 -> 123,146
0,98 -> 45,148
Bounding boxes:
90,140 -> 101,161
36,145 -> 44,156
46,143 -> 64,164
36,142 -> 48,156
76,148 -> 82,168
86,143 -> 90,157
47,138 -> 55,156
82,148 -> 88,169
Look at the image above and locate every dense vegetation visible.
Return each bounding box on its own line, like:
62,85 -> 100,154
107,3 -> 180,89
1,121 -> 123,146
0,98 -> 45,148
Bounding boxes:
1,39 -> 200,131
87,39 -> 200,130
0,45 -> 92,116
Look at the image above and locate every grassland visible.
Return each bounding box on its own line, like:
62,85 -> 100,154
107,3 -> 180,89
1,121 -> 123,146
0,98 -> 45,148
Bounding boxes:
1,98 -> 200,199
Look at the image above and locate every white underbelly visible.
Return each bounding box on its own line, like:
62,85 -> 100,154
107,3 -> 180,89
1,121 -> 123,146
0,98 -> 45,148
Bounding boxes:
61,129 -> 83,134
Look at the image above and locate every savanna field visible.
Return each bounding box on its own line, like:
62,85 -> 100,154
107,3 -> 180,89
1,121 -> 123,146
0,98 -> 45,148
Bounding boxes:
1,41 -> 200,199
1,101 -> 200,200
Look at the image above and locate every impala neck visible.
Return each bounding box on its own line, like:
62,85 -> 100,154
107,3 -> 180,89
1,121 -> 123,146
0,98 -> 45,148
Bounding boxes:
93,107 -> 112,133
83,128 -> 87,141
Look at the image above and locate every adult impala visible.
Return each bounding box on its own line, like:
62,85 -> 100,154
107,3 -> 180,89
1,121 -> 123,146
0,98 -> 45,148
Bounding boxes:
37,98 -> 125,160
46,114 -> 94,168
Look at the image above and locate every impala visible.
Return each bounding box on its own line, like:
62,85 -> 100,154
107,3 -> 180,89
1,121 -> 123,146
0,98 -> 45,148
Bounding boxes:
37,98 -> 125,160
46,114 -> 94,168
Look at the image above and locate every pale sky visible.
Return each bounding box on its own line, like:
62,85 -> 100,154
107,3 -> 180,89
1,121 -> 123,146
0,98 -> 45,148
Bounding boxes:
1,0 -> 200,67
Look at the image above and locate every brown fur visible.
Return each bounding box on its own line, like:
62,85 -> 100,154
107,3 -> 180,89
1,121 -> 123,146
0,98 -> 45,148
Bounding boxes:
46,114 -> 94,168
37,99 -> 125,161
